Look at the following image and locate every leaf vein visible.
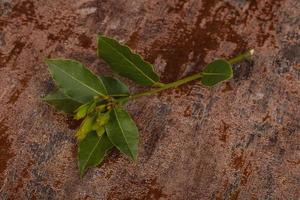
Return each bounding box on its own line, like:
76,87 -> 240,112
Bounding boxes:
52,65 -> 106,97
113,109 -> 134,158
81,135 -> 101,172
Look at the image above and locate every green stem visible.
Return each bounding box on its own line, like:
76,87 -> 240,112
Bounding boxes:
118,73 -> 203,104
228,49 -> 254,65
118,49 -> 254,104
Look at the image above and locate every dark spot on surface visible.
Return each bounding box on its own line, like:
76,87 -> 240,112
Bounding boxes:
268,131 -> 278,145
66,116 -> 82,130
233,60 -> 254,82
274,59 -> 290,74
286,122 -> 300,136
277,148 -> 285,161
222,82 -> 234,93
282,44 -> 300,63
0,31 -> 5,46
7,89 -> 22,104
245,133 -> 255,147
219,120 -> 230,143
78,33 -> 92,48
47,27 -> 74,42
262,112 -> 271,122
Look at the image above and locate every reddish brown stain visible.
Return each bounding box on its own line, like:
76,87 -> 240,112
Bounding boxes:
8,75 -> 31,104
286,160 -> 300,165
78,34 -> 92,49
1,40 -> 26,68
11,0 -> 36,20
216,179 -> 229,200
183,105 -> 191,117
0,120 -> 14,186
9,0 -> 48,30
47,27 -> 75,43
222,82 -> 233,93
127,30 -> 141,50
231,150 -> 245,170
7,89 -> 21,104
247,1 -> 282,47
219,120 -> 230,143
167,0 -> 188,13
229,188 -> 240,200
241,163 -> 252,186
262,112 -> 271,122
143,178 -> 169,200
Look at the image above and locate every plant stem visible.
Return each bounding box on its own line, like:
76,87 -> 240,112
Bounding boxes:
228,49 -> 254,65
118,49 -> 254,104
118,73 -> 203,104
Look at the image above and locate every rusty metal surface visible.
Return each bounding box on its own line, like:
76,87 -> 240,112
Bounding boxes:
0,0 -> 299,199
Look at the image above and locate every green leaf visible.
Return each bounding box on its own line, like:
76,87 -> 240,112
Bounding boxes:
43,90 -> 82,113
97,35 -> 160,86
99,76 -> 129,97
105,108 -> 139,160
46,59 -> 108,103
78,132 -> 113,177
201,59 -> 233,87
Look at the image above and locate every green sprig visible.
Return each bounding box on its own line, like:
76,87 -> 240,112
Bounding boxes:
43,35 -> 254,176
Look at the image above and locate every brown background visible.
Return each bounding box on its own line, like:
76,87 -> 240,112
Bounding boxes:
0,0 -> 299,199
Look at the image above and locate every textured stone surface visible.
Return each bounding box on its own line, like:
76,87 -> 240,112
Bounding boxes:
0,0 -> 299,199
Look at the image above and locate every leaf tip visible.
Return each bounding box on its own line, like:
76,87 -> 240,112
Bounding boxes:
132,154 -> 138,162
79,169 -> 85,179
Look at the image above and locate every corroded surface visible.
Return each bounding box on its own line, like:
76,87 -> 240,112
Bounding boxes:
0,0 -> 299,199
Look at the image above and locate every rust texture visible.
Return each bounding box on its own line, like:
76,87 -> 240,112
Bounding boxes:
0,0 -> 299,199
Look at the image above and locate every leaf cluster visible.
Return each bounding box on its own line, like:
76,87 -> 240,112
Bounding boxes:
44,35 -> 234,176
